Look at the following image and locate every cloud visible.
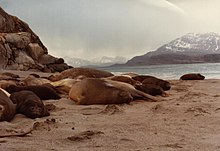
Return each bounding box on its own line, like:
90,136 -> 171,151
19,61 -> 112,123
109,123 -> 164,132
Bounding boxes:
1,0 -> 187,59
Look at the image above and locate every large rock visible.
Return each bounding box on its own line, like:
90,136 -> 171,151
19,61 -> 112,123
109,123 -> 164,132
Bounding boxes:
0,7 -> 70,72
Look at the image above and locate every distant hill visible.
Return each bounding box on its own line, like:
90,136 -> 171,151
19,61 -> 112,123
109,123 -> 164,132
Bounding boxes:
64,56 -> 128,67
125,33 -> 220,66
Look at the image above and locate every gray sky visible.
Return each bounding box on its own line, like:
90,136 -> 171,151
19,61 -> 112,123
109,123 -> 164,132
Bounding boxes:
1,0 -> 220,60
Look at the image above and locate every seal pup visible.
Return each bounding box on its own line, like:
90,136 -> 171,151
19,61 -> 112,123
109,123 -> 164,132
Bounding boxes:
69,78 -> 133,105
0,88 -> 16,122
48,67 -> 114,82
10,90 -> 50,119
133,75 -> 171,91
180,73 -> 205,80
6,85 -> 61,100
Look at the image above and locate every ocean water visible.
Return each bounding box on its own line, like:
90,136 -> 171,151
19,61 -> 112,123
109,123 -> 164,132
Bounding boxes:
97,63 -> 220,80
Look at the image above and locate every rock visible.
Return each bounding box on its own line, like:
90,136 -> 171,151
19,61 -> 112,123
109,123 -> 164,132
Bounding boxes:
0,7 -> 70,72
0,44 -> 8,68
27,43 -> 45,60
5,32 -> 31,49
15,51 -> 35,67
47,63 -> 69,72
39,54 -> 57,65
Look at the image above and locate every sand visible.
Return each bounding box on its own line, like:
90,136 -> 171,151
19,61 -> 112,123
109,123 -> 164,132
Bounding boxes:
1,70 -> 220,151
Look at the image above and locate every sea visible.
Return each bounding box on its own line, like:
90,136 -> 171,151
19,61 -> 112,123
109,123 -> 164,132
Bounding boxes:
97,63 -> 220,80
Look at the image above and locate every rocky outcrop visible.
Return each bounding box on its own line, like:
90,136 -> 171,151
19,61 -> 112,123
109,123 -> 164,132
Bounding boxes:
0,7 -> 69,72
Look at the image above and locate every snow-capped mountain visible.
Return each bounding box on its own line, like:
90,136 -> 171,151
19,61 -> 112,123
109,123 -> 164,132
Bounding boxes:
91,56 -> 127,64
156,32 -> 220,55
126,32 -> 220,66
64,56 -> 128,67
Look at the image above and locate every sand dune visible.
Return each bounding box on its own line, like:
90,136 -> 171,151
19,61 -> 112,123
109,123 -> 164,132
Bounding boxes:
0,70 -> 220,151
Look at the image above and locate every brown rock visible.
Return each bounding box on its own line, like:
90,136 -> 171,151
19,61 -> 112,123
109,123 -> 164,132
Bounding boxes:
27,43 -> 45,60
39,54 -> 57,65
0,6 -> 70,72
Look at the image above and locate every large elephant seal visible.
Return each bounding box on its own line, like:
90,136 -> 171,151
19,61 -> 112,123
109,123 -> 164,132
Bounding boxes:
0,88 -> 16,122
180,73 -> 205,80
48,67 -> 114,82
69,78 -> 133,105
133,75 -> 171,91
10,90 -> 50,119
6,84 -> 61,100
69,78 -> 158,105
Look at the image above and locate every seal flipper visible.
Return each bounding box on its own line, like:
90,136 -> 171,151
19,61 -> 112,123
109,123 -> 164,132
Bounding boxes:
131,89 -> 158,102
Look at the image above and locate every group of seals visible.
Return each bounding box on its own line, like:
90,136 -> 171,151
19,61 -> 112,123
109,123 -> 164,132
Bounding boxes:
69,78 -> 157,105
0,87 -> 50,121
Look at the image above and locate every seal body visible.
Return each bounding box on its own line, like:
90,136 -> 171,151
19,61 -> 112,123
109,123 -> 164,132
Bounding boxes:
10,90 -> 50,119
104,79 -> 157,101
0,88 -> 16,122
20,74 -> 51,86
133,75 -> 171,91
135,84 -> 164,96
106,76 -> 141,86
69,78 -> 133,105
180,73 -> 205,80
50,78 -> 79,95
6,85 -> 61,100
48,67 -> 114,82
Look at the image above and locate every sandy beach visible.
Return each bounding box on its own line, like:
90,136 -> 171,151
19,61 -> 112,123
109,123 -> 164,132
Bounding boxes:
0,71 -> 220,151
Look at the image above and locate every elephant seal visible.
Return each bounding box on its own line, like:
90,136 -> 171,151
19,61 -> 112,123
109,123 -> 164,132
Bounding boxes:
134,84 -> 165,96
133,75 -> 171,91
106,76 -> 141,86
69,78 -> 133,105
104,79 -> 158,101
0,72 -> 20,78
10,91 -> 50,119
20,74 -> 51,86
0,88 -> 16,122
50,78 -> 79,95
69,78 -> 158,105
48,67 -> 114,82
6,84 -> 61,100
180,73 -> 205,80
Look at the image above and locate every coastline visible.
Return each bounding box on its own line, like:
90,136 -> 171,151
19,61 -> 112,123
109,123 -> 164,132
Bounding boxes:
0,70 -> 220,150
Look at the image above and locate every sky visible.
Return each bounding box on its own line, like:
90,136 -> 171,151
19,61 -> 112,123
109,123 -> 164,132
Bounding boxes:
1,0 -> 220,60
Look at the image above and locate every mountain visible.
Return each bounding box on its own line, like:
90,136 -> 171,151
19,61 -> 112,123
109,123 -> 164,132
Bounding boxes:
126,33 -> 220,66
64,56 -> 128,67
0,7 -> 69,72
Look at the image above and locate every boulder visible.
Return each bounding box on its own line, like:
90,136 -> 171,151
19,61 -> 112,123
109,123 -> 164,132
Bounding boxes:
27,43 -> 45,60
